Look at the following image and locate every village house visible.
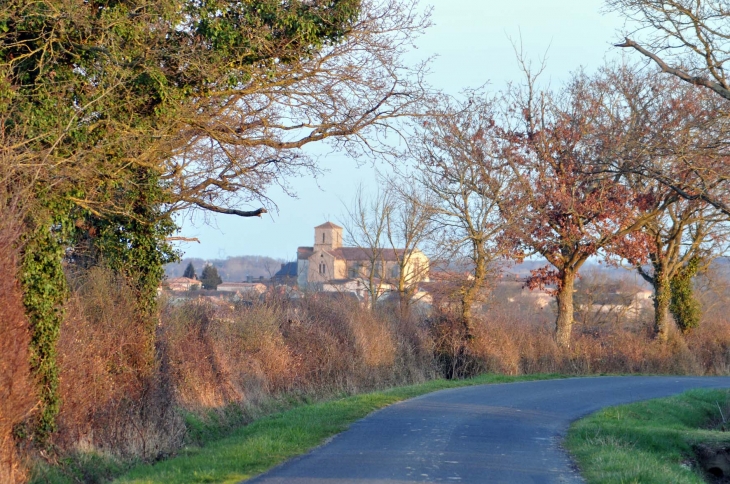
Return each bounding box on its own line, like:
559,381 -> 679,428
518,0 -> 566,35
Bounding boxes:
216,282 -> 268,297
296,222 -> 430,293
272,262 -> 298,285
165,277 -> 201,291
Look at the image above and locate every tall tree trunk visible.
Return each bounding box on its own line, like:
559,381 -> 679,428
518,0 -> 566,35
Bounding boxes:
398,274 -> 410,321
461,287 -> 476,338
399,293 -> 410,321
461,251 -> 487,338
653,269 -> 671,342
555,269 -> 576,348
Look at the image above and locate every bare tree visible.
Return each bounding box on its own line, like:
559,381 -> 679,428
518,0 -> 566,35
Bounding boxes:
163,0 -> 433,219
341,178 -> 434,316
383,180 -> 436,320
607,1 -> 730,217
341,185 -> 394,309
579,62 -> 730,338
2,0 -> 432,220
409,92 -> 514,336
608,0 -> 730,100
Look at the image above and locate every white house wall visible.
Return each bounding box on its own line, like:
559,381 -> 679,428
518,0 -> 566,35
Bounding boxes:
297,259 -> 310,289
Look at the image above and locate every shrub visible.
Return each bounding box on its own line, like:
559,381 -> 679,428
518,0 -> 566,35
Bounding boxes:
164,294 -> 434,408
55,266 -> 184,461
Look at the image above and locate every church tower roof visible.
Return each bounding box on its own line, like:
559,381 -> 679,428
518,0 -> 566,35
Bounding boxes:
314,221 -> 343,230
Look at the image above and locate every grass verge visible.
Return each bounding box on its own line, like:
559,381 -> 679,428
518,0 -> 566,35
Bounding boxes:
565,388 -> 730,484
107,373 -> 561,484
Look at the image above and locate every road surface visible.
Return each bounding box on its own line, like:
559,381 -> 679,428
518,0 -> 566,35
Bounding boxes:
245,376 -> 730,483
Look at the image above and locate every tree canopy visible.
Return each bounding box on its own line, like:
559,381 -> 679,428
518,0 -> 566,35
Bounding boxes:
1,0 -> 429,219
182,262 -> 197,280
0,0 -> 430,441
200,265 -> 223,290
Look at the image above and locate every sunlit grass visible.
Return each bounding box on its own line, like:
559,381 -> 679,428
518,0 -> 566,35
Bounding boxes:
566,388 -> 730,484
113,373 -> 562,484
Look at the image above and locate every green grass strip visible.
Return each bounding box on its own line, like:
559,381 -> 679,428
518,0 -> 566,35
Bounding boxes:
565,388 -> 730,484
114,373 -> 561,484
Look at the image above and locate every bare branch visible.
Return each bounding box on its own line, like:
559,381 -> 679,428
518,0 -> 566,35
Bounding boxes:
616,37 -> 730,101
186,201 -> 268,218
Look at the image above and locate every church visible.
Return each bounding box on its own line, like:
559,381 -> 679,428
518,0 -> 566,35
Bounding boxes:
296,222 -> 429,290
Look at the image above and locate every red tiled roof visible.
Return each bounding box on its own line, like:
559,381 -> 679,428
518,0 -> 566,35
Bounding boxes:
297,246 -> 313,259
332,247 -> 407,261
297,243 -> 426,264
298,246 -> 411,262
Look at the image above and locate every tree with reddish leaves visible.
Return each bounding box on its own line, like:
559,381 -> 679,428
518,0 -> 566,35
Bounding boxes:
500,69 -> 658,348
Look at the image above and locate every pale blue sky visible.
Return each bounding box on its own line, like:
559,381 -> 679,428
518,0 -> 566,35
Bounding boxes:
176,0 -> 628,261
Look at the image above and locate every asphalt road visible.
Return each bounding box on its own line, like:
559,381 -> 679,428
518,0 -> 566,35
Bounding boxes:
245,376 -> 730,483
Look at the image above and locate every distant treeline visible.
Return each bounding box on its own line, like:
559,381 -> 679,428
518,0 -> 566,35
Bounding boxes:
165,256 -> 288,282
166,257 -> 729,285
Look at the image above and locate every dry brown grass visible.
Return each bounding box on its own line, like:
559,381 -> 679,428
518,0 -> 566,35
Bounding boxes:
460,303 -> 727,377
35,265 -> 730,478
55,267 -> 184,460
0,203 -> 35,484
162,294 -> 436,416
162,299 -> 294,409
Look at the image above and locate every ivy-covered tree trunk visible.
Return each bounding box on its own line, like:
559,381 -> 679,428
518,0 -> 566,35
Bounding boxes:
20,209 -> 74,442
653,269 -> 671,342
670,257 -> 701,334
92,170 -> 179,370
555,269 -> 576,348
18,170 -> 178,442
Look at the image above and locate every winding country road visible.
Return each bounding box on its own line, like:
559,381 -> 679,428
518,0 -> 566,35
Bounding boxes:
245,376 -> 730,483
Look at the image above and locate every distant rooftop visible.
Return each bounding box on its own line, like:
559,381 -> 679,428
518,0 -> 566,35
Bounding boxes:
274,261 -> 298,278
315,221 -> 343,229
296,246 -> 409,261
